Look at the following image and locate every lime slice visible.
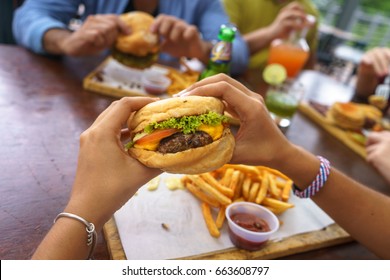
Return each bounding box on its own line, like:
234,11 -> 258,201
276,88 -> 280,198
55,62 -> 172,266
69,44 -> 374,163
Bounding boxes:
263,63 -> 287,85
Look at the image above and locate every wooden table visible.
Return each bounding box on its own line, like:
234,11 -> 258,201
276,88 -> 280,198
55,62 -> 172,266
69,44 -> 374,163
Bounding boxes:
0,45 -> 388,260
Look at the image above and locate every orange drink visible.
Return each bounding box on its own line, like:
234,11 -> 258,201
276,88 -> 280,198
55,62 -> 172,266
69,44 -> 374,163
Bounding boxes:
268,39 -> 309,78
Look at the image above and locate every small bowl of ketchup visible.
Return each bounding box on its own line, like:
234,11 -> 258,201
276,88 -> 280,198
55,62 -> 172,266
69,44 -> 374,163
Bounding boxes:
142,69 -> 171,95
225,202 -> 279,251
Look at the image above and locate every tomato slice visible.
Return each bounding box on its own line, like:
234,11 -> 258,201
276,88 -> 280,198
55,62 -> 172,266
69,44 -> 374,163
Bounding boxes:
135,128 -> 179,145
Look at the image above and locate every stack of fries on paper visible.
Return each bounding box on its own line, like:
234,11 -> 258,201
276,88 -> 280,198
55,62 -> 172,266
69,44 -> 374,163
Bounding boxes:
181,164 -> 294,238
166,58 -> 200,95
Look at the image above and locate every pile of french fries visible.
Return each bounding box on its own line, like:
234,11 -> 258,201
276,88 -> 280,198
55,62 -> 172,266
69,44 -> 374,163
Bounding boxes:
181,164 -> 294,238
166,58 -> 200,95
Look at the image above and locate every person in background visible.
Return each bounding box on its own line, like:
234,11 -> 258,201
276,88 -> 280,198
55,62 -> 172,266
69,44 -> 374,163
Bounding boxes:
366,131 -> 390,185
354,47 -> 390,104
221,0 -> 319,72
33,74 -> 389,259
353,47 -> 390,183
12,0 -> 249,76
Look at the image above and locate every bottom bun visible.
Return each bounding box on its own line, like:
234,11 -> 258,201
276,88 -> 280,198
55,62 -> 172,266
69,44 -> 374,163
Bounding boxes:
128,128 -> 235,174
112,48 -> 158,69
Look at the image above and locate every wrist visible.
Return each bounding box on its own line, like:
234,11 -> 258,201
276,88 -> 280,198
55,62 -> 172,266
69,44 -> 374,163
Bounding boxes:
269,145 -> 321,189
64,197 -> 111,231
43,28 -> 72,55
198,41 -> 213,65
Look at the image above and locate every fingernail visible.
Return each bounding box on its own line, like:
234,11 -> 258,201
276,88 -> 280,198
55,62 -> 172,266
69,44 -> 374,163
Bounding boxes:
173,89 -> 188,97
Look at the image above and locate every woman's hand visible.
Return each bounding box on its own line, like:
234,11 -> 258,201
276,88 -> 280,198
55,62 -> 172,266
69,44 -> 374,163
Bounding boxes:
268,2 -> 313,40
178,74 -> 294,168
65,97 -> 162,229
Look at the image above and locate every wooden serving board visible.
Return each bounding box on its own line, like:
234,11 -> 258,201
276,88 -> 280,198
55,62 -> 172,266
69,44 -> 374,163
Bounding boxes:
298,101 -> 366,158
103,217 -> 352,260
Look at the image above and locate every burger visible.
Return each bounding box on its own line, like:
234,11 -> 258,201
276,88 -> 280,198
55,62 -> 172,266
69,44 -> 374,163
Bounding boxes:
126,96 -> 235,174
112,11 -> 160,68
327,102 -> 382,130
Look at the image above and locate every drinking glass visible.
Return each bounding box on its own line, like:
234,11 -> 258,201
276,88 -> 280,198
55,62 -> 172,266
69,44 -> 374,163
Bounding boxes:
265,80 -> 304,132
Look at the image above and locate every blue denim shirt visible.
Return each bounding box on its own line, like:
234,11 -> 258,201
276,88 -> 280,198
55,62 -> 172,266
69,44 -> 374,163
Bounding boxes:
13,0 -> 249,75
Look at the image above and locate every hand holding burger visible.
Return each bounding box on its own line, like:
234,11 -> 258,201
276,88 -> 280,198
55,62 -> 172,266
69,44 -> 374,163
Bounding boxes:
126,96 -> 235,174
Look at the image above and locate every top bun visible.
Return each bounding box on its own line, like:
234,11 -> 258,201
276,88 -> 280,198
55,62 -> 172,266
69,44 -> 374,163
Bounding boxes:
115,11 -> 159,57
129,96 -> 225,133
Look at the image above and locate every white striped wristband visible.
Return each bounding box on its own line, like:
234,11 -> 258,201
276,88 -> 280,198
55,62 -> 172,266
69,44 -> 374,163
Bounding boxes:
293,156 -> 331,198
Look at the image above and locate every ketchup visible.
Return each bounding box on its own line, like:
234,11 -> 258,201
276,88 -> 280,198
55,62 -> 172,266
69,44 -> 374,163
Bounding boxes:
228,213 -> 271,251
231,213 -> 270,232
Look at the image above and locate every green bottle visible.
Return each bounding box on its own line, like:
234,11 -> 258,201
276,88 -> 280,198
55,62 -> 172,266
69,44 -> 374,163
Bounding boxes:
199,24 -> 236,80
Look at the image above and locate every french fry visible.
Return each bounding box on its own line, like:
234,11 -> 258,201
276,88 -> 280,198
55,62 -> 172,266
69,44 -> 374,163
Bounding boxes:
200,173 -> 234,198
201,203 -> 220,238
275,179 -> 286,189
219,168 -> 234,187
228,170 -> 241,195
242,177 -> 252,200
187,175 -> 232,205
248,182 -> 260,203
224,164 -> 261,176
166,68 -> 199,95
257,166 -> 290,181
262,197 -> 294,212
281,181 -> 293,202
255,173 -> 269,204
268,174 -> 281,199
233,172 -> 245,200
185,182 -> 220,208
216,206 -> 226,229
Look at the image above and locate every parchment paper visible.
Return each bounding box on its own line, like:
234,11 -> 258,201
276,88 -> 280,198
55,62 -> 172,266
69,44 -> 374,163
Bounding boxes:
114,173 -> 334,260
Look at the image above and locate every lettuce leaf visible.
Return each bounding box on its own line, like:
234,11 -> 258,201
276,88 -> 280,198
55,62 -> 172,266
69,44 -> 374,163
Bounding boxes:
144,112 -> 228,134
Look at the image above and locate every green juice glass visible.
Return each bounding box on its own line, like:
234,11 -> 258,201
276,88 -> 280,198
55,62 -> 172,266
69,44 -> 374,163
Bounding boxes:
265,81 -> 304,132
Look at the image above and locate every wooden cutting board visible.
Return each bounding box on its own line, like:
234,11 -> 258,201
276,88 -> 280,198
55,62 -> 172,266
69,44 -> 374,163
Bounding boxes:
103,217 -> 352,260
298,101 -> 366,158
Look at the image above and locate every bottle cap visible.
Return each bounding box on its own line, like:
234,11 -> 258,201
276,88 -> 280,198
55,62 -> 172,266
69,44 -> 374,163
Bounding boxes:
218,24 -> 237,42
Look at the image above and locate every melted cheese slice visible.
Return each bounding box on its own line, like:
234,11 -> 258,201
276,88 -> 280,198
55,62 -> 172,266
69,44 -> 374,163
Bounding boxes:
134,140 -> 159,151
198,124 -> 224,141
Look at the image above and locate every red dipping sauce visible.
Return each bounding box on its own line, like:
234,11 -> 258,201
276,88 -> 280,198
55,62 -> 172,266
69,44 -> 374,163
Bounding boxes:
231,213 -> 271,232
228,213 -> 271,251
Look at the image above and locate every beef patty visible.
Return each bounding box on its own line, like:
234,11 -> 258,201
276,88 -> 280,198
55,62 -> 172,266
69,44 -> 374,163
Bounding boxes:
158,131 -> 213,153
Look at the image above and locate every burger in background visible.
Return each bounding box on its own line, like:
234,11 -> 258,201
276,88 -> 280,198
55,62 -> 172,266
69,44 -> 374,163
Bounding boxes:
112,11 -> 160,69
126,96 -> 235,174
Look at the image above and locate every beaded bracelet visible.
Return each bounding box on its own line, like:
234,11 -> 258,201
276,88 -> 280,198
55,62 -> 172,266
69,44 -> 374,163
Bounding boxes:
292,156 -> 331,198
54,212 -> 97,259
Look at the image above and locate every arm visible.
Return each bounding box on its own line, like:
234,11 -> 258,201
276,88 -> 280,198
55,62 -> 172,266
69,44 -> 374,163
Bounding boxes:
355,47 -> 390,100
180,74 -> 390,259
43,15 -> 130,56
366,131 -> 390,184
12,0 -> 79,54
32,97 -> 162,259
13,0 -> 129,56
